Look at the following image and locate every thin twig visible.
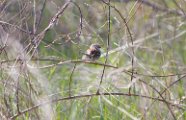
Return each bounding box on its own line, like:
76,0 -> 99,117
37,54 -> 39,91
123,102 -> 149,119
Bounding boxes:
141,75 -> 186,119
161,75 -> 186,96
139,79 -> 177,120
10,92 -> 183,119
111,0 -> 185,17
2,58 -> 186,78
171,0 -> 185,15
30,0 -> 71,57
97,0 -> 111,94
0,21 -> 32,35
68,1 -> 83,97
35,0 -> 47,32
101,0 -> 135,95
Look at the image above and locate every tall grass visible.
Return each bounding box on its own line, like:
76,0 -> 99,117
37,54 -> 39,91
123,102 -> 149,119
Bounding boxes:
0,0 -> 186,119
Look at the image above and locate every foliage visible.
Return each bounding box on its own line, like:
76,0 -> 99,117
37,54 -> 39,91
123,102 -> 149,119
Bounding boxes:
0,0 -> 186,119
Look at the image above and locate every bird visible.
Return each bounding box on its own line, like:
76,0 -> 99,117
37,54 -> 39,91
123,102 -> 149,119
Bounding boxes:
82,44 -> 101,61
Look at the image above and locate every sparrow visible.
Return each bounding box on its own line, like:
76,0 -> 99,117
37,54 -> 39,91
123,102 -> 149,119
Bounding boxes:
82,44 -> 101,61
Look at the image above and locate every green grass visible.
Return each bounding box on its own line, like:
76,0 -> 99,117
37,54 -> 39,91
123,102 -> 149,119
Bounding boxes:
1,0 -> 186,120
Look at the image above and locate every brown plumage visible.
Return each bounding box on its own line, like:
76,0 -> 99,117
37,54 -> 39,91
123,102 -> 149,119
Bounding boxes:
82,44 -> 101,61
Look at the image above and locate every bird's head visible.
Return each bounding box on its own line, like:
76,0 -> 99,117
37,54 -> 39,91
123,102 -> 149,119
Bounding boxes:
90,44 -> 101,50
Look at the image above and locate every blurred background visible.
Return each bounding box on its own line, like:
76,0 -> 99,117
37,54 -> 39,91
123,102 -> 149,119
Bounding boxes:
0,0 -> 186,119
